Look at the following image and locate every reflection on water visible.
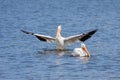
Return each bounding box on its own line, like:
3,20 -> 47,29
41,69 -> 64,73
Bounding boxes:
38,49 -> 91,64
55,58 -> 63,65
42,49 -> 72,56
76,56 -> 90,63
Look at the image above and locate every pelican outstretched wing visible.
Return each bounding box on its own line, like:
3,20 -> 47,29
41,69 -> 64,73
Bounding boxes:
21,30 -> 55,43
64,29 -> 98,45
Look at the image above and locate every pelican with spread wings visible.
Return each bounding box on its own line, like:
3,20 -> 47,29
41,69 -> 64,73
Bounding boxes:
21,25 -> 97,50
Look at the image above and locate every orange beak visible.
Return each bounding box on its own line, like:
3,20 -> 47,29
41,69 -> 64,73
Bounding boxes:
82,45 -> 90,57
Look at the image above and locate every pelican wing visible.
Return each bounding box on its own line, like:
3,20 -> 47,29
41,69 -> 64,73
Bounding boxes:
21,30 -> 55,43
64,29 -> 97,45
64,34 -> 83,45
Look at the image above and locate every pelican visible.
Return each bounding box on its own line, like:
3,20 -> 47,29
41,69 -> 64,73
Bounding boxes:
21,25 -> 97,50
72,43 -> 90,57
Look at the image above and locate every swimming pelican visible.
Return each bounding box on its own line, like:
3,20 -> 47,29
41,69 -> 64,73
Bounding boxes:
72,43 -> 90,57
21,25 -> 97,50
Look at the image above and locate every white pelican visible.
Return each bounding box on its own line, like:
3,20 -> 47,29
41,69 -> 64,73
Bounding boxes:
72,43 -> 90,57
21,25 -> 97,50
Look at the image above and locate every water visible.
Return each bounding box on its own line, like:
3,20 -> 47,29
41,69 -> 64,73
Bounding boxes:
0,0 -> 120,80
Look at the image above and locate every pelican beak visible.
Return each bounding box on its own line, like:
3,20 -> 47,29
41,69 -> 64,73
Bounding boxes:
82,45 -> 90,57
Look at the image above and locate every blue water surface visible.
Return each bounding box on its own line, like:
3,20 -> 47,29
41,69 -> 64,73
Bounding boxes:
0,0 -> 120,80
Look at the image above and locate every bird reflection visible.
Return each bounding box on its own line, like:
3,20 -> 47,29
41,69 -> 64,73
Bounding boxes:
77,56 -> 90,63
42,49 -> 72,56
37,49 -> 90,63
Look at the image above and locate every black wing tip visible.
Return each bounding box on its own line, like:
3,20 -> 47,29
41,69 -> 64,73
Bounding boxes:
21,29 -> 34,35
89,29 -> 98,34
80,29 -> 98,42
21,30 -> 47,42
93,29 -> 98,33
93,29 -> 98,32
21,30 -> 28,34
88,29 -> 98,35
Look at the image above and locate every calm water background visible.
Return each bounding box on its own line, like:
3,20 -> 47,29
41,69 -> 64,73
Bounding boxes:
0,0 -> 120,80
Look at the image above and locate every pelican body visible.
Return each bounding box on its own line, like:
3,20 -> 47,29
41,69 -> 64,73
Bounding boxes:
55,26 -> 65,50
72,43 -> 90,57
21,25 -> 97,50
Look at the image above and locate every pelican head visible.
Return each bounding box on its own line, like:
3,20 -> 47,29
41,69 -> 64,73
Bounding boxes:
58,25 -> 61,29
58,25 -> 61,33
81,43 -> 90,57
56,25 -> 61,38
81,43 -> 86,47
